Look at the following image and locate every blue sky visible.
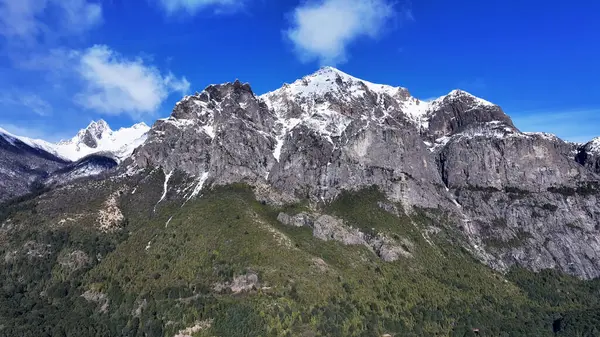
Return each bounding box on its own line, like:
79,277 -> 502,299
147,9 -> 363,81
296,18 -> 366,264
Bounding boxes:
0,0 -> 599,142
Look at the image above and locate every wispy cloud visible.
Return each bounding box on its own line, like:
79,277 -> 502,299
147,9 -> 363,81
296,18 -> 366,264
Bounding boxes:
75,45 -> 190,118
286,0 -> 406,66
156,0 -> 243,14
0,0 -> 189,123
0,0 -> 102,43
0,93 -> 53,116
512,108 -> 600,143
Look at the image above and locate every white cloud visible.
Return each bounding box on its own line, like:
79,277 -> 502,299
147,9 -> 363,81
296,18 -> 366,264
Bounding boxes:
157,0 -> 242,14
19,94 -> 53,116
0,0 -> 102,42
286,0 -> 398,65
75,45 -> 191,118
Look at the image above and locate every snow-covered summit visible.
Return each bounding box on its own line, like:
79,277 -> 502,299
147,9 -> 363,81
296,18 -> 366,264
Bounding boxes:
53,120 -> 150,162
261,66 -> 411,104
585,137 -> 600,154
259,67 -> 500,145
2,120 -> 150,163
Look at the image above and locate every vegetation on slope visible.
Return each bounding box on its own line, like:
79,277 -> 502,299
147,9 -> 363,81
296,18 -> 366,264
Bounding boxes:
0,173 -> 600,336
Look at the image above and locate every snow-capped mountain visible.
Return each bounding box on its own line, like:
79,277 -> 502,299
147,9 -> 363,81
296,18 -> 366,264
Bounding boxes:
0,119 -> 146,202
53,120 -> 150,162
7,120 -> 150,163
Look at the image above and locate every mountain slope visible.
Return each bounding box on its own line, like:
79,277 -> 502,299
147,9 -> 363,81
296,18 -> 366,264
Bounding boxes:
0,127 -> 70,202
2,171 -> 600,336
0,120 -> 146,203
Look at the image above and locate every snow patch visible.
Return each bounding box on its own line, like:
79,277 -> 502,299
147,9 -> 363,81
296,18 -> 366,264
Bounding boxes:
154,170 -> 173,212
186,171 -> 210,202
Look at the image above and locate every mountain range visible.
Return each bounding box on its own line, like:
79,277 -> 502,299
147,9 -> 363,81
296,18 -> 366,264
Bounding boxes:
2,67 -> 600,336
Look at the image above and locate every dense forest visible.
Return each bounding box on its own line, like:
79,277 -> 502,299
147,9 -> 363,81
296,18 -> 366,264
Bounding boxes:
1,178 -> 600,337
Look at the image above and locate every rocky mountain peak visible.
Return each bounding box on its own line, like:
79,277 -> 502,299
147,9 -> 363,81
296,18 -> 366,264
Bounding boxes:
424,89 -> 516,141
87,119 -> 111,134
73,120 -> 112,149
584,137 -> 600,154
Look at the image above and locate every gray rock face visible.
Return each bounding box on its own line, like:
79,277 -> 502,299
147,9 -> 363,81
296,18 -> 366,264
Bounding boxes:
437,126 -> 600,279
133,68 -> 451,209
133,80 -> 277,192
438,130 -> 591,191
128,66 -> 600,279
276,212 -> 313,227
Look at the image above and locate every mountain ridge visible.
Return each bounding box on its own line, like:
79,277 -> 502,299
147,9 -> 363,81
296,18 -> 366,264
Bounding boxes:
2,67 -> 600,279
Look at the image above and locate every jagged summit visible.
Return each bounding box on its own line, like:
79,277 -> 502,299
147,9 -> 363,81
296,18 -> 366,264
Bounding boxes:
263,66 -> 410,100
585,137 -> 600,153
53,120 -> 150,162
435,89 -> 495,107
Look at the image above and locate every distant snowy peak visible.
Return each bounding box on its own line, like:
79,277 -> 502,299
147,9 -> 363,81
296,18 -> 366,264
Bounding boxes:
3,120 -> 150,163
54,120 -> 150,162
584,137 -> 600,154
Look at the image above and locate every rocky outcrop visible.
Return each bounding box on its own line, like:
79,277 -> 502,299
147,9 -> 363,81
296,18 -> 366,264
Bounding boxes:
81,290 -> 109,313
277,212 -> 413,261
58,250 -> 90,272
424,90 -> 516,140
133,80 -> 277,191
214,272 -> 260,293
